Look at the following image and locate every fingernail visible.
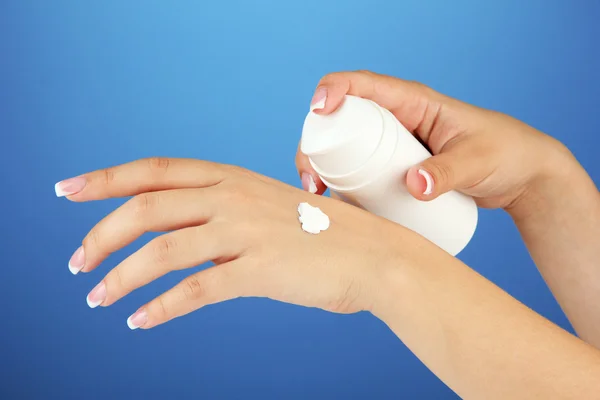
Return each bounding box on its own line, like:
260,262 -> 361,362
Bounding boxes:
301,173 -> 318,194
86,281 -> 106,309
68,246 -> 85,275
310,87 -> 327,112
418,168 -> 434,195
55,176 -> 86,197
127,309 -> 148,330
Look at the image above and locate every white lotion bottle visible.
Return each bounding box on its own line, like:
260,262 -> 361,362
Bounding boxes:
300,95 -> 478,256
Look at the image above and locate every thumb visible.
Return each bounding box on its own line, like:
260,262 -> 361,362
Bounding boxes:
406,147 -> 489,201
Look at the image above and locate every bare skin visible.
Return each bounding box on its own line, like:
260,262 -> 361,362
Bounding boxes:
55,155 -> 600,399
54,71 -> 600,398
296,70 -> 600,348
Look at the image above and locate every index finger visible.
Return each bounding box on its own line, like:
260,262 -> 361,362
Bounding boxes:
296,70 -> 444,191
54,157 -> 227,201
309,70 -> 447,137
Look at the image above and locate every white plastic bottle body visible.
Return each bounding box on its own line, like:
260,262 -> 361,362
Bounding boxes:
328,151 -> 478,256
301,95 -> 478,256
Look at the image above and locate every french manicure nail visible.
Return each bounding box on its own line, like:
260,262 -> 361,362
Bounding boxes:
301,173 -> 318,194
308,175 -> 317,194
310,87 -> 327,112
55,176 -> 86,197
68,246 -> 85,275
418,169 -> 434,195
86,281 -> 106,309
127,309 -> 148,330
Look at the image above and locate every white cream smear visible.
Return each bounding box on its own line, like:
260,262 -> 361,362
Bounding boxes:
297,202 -> 330,234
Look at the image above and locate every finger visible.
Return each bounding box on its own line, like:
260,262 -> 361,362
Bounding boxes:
405,139 -> 494,200
298,71 -> 395,194
55,157 -> 227,202
298,71 -> 452,190
74,188 -> 218,275
86,223 -> 236,308
125,260 -> 251,329
295,144 -> 326,195
307,70 -> 449,142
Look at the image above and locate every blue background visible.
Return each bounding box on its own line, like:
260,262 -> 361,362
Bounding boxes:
1,1 -> 598,399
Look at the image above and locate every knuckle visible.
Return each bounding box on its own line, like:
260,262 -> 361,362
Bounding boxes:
182,275 -> 205,301
317,72 -> 337,85
102,167 -> 116,186
84,228 -> 102,252
318,71 -> 348,86
224,163 -> 244,174
110,266 -> 126,293
407,79 -> 428,91
354,69 -> 375,77
430,162 -> 453,187
409,80 -> 437,98
131,192 -> 159,217
226,164 -> 254,179
155,295 -> 169,320
218,182 -> 254,205
151,235 -> 177,266
145,157 -> 171,175
220,164 -> 256,185
231,187 -> 255,205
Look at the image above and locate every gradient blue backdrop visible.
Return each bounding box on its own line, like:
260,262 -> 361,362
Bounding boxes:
1,1 -> 598,399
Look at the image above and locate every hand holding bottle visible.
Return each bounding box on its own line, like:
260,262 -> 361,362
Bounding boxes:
295,70 -> 573,214
296,70 -> 600,347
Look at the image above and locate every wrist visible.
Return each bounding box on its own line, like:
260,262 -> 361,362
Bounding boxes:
364,228 -> 420,319
366,230 -> 450,321
505,140 -> 591,223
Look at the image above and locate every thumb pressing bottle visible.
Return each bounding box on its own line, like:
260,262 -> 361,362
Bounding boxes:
300,95 -> 478,256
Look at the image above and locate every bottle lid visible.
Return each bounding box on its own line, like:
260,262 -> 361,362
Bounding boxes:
312,104 -> 398,190
300,95 -> 383,176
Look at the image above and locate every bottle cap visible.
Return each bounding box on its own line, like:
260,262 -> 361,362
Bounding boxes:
300,95 -> 383,177
312,105 -> 398,190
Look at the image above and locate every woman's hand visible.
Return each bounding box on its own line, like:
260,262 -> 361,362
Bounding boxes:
296,70 -> 573,213
296,70 -> 600,348
56,158 -> 413,329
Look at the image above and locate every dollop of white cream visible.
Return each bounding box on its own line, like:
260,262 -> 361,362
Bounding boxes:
298,202 -> 330,234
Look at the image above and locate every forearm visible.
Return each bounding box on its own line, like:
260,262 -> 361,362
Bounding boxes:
507,148 -> 600,347
371,241 -> 600,399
